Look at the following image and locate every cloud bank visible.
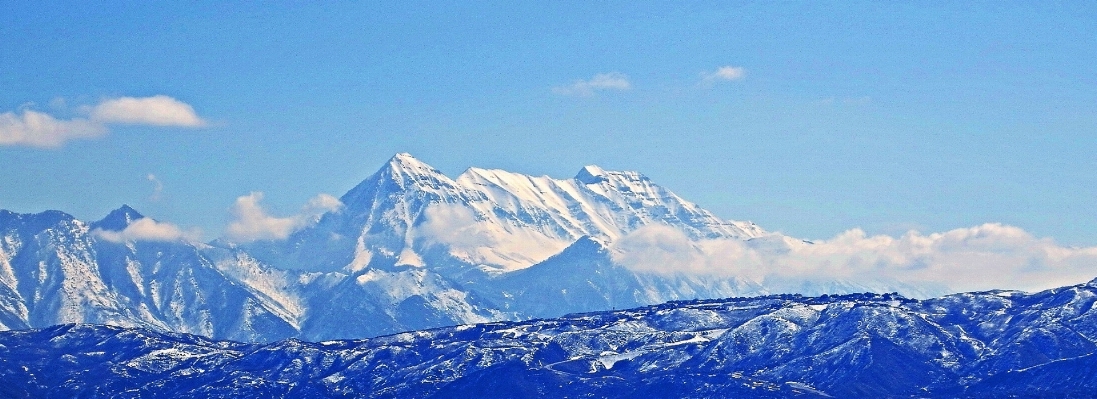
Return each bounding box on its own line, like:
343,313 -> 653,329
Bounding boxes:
94,218 -> 200,243
409,203 -> 1097,293
225,192 -> 343,243
0,95 -> 206,148
611,223 -> 1097,294
552,72 -> 632,97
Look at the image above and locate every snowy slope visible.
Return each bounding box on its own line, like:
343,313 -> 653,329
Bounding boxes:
0,208 -> 297,341
7,279 -> 1097,398
0,206 -> 518,341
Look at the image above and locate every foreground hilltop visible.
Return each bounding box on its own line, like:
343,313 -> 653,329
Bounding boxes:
4,278 -> 1097,398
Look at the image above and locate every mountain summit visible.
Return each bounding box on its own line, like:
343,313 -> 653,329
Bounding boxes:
342,152 -> 467,204
89,205 -> 144,232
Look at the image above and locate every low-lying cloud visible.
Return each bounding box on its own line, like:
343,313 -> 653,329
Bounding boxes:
418,203 -> 498,249
225,192 -> 343,243
416,203 -> 570,270
552,72 -> 632,97
94,218 -> 200,243
0,95 -> 206,148
610,223 -> 1097,294
611,224 -> 764,279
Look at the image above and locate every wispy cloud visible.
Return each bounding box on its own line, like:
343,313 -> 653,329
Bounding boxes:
611,223 -> 1097,294
0,95 -> 206,148
552,72 -> 631,97
225,192 -> 343,243
94,218 -> 200,243
701,66 -> 746,84
147,173 -> 164,202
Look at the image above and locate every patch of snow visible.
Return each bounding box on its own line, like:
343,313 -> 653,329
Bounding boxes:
786,381 -> 832,397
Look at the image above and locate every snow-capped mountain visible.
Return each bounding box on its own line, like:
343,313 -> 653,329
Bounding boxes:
0,205 -> 507,341
6,279 -> 1097,398
0,208 -> 298,341
254,152 -> 765,274
0,153 -> 949,340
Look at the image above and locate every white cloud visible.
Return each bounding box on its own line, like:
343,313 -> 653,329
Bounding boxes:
90,95 -> 206,127
0,110 -> 107,148
419,202 -> 502,252
147,173 -> 164,202
611,223 -> 1097,294
416,203 -> 570,270
419,203 -> 498,249
552,72 -> 632,97
0,95 -> 206,148
303,193 -> 343,216
611,225 -> 764,279
701,66 -> 746,84
225,192 -> 343,243
94,218 -> 199,243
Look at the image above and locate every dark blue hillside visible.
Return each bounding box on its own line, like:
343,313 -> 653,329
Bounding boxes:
4,280 -> 1097,398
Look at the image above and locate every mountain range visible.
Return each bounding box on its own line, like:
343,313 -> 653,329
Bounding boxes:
4,153 -> 1096,397
5,279 -> 1097,398
0,153 -> 943,341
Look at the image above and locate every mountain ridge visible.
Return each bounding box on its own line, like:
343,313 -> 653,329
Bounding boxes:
5,279 -> 1097,397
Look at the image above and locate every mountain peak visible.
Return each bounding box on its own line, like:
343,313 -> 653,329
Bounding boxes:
389,152 -> 428,167
340,153 -> 462,208
390,152 -> 418,163
568,235 -> 609,252
575,165 -> 609,184
382,153 -> 446,179
91,205 -> 145,232
575,165 -> 650,185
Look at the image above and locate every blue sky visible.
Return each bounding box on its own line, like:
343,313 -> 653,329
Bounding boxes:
1,2 -> 1095,245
